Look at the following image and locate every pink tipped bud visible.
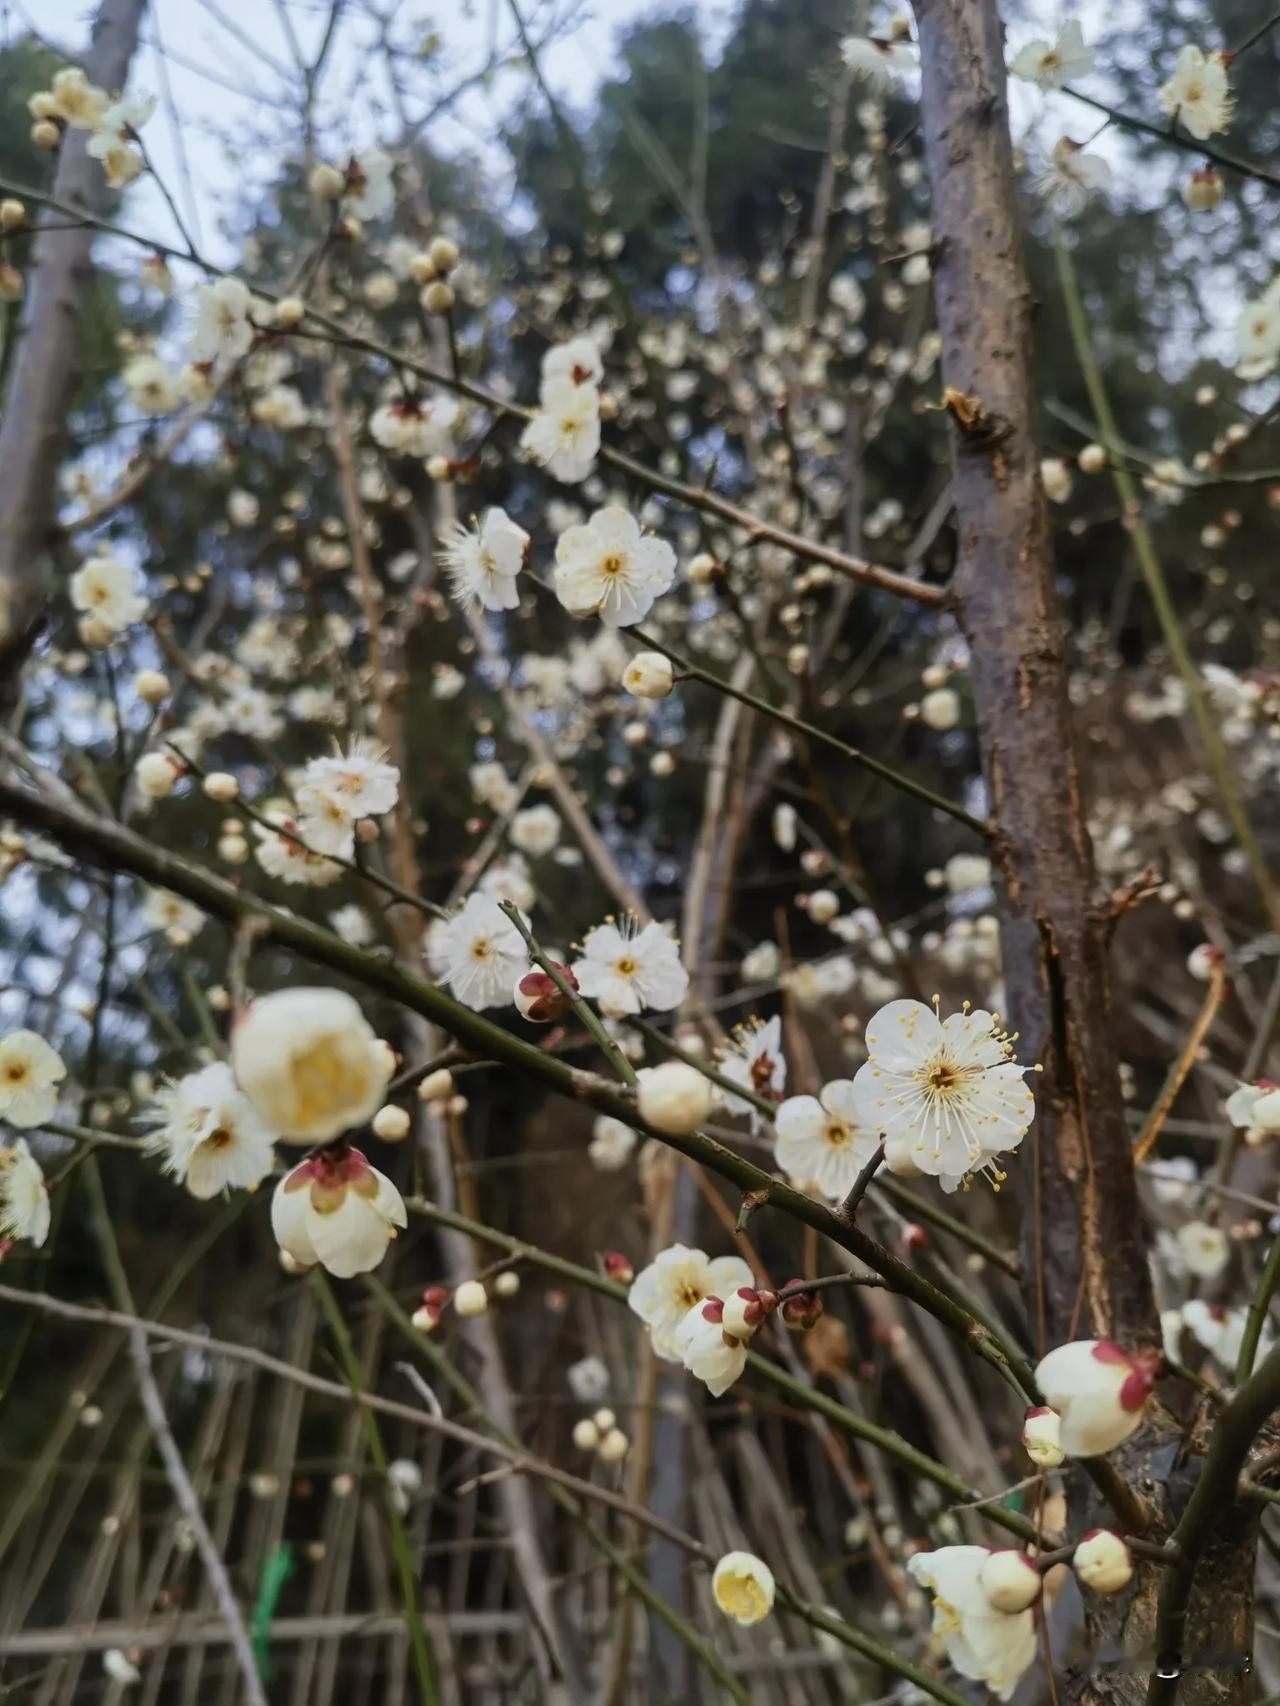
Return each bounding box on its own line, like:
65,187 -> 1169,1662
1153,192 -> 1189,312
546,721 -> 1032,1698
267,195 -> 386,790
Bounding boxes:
979,1549 -> 1043,1614
601,1250 -> 634,1285
1022,1405 -> 1065,1468
779,1279 -> 822,1330
902,1223 -> 929,1252
700,1296 -> 725,1325
513,963 -> 578,1023
721,1287 -> 768,1339
421,1285 -> 449,1309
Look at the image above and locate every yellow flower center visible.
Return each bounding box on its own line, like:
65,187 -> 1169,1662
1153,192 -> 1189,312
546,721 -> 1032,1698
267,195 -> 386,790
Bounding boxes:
824,1120 -> 851,1149
600,554 -> 625,578
289,1038 -> 362,1127
715,1574 -> 768,1621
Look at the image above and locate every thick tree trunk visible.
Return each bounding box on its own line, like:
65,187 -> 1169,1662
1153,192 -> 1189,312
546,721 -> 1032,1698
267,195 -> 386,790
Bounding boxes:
912,0 -> 1154,1353
0,0 -> 148,687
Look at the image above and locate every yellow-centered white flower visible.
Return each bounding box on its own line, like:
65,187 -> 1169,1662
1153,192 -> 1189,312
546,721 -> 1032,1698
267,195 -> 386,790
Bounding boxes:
271,1146 -> 406,1278
231,988 -> 393,1143
0,1031 -> 66,1128
711,1552 -> 775,1624
628,1243 -> 753,1360
907,1545 -> 1038,1700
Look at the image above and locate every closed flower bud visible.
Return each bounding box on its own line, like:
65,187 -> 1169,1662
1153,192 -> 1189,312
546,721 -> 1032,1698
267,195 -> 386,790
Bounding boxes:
309,162 -> 345,201
217,835 -> 249,865
409,252 -> 436,284
1077,443 -> 1107,474
1182,169 -> 1223,211
0,198 -> 25,231
1041,456 -> 1073,503
622,651 -> 675,699
32,119 -> 61,150
493,1270 -> 520,1298
1022,1405 -> 1065,1468
513,963 -> 577,1023
416,1068 -> 454,1103
136,752 -> 181,799
372,1104 -> 411,1141
780,1278 -> 823,1330
1073,1529 -> 1132,1593
428,235 -> 459,272
275,295 -> 306,328
601,1250 -> 634,1284
597,1426 -> 629,1462
979,1549 -> 1043,1614
134,669 -> 170,703
454,1279 -> 488,1317
425,454 -> 451,480
572,1417 -> 600,1450
202,771 -> 239,802
1034,1340 -> 1160,1456
920,686 -> 960,730
636,1061 -> 714,1135
721,1286 -> 770,1339
421,280 -> 454,314
687,552 -> 719,585
807,888 -> 840,925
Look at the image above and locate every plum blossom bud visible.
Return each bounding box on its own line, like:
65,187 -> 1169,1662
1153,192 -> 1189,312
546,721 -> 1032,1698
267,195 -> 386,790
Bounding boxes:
513,963 -> 578,1023
0,265 -> 22,303
416,1068 -> 454,1103
103,1649 -> 141,1685
494,1270 -> 520,1298
428,235 -> 459,272
134,669 -> 169,703
636,1061 -> 714,1135
202,771 -> 239,802
807,888 -> 840,925
421,280 -> 454,314
1041,457 -> 1073,503
309,162 -> 345,200
32,119 -> 61,150
597,1427 -> 629,1462
1077,443 -> 1107,474
650,750 -> 675,777
1182,169 -> 1223,211
275,295 -> 306,328
411,1303 -> 439,1331
622,651 -> 675,699
593,1408 -> 616,1431
712,1551 -> 775,1625
920,687 -> 960,730
572,1417 -> 600,1450
1187,943 -> 1222,982
979,1550 -> 1043,1614
426,454 -> 451,480
136,752 -> 181,799
721,1287 -> 771,1339
271,1147 -> 405,1278
779,1278 -> 823,1330
1073,1529 -> 1132,1593
372,1104 -> 411,1142
233,988 -> 393,1143
454,1279 -> 488,1317
687,552 -> 719,585
601,1250 -> 634,1285
1022,1405 -> 1065,1468
0,198 -> 25,231
1034,1340 -> 1160,1456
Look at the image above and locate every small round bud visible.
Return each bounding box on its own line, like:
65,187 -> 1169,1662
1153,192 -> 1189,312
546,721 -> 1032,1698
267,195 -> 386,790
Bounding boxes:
1041,456 -> 1073,504
920,687 -> 960,731
356,818 -> 380,844
1073,1530 -> 1132,1594
134,669 -> 170,704
202,771 -> 240,803
493,1270 -> 520,1298
372,1104 -> 411,1141
408,252 -> 437,284
416,1068 -> 454,1103
636,1061 -> 714,1135
687,552 -> 718,585
1187,942 -> 1222,982
425,454 -> 451,481
1077,443 -> 1107,474
208,985 -> 231,1011
78,1404 -> 104,1429
428,235 -> 459,272
513,963 -> 578,1023
649,750 -> 676,778
601,1250 -> 634,1285
622,651 -> 675,699
0,199 -> 25,232
32,119 -> 61,150
572,1418 -> 600,1450
454,1279 -> 489,1318
420,280 -> 454,315
28,92 -> 58,120
136,752 -> 180,799
275,295 -> 306,329
309,162 -> 345,201
921,664 -> 948,690
217,835 -> 249,865
1182,168 -> 1223,212
597,1427 -> 629,1463
411,1303 -> 440,1332
806,888 -> 840,926
0,264 -> 22,303
1021,1405 -> 1065,1469
721,1287 -> 769,1339
779,1279 -> 823,1330
979,1550 -> 1043,1614
78,614 -> 112,649
592,1408 -> 616,1431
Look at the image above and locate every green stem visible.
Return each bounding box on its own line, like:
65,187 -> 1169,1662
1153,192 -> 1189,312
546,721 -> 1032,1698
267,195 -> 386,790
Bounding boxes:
1237,1229 -> 1280,1384
1054,230 -> 1280,929
310,1272 -> 437,1706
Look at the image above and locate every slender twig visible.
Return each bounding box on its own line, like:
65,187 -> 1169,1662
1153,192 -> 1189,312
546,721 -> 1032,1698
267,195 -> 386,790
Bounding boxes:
1061,87 -> 1280,192
1237,1230 -> 1280,1385
837,1142 -> 886,1221
1132,960 -> 1227,1164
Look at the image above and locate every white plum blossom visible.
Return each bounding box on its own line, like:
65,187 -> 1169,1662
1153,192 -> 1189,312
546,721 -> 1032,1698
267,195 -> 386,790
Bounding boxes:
231,988 -> 393,1143
433,894 -> 529,1009
712,1552 -> 776,1625
572,918 -> 688,1016
0,1138 -> 51,1246
1034,1339 -> 1159,1456
520,376 -> 601,482
191,276 -> 256,366
906,1546 -> 1038,1701
719,1016 -> 787,1131
1182,1298 -> 1274,1369
123,354 -> 182,415
674,1295 -> 751,1396
775,1079 -> 880,1201
1235,283 -> 1280,377
510,804 -> 561,858
0,1032 -> 66,1128
851,998 -> 1036,1188
294,782 -> 357,860
140,888 -> 205,939
252,811 -> 344,888
628,1243 -> 754,1360
70,554 -> 148,632
1036,138 -> 1112,217
588,1115 -> 637,1171
469,761 -> 519,815
440,508 -> 529,612
543,335 -> 605,388
1009,20 -> 1093,89
554,507 -> 677,627
271,1147 -> 406,1277
50,67 -> 108,128
1158,45 -> 1233,141
1226,1078 -> 1280,1142
839,34 -> 918,89
87,94 -> 155,188
143,1062 -> 277,1199
342,148 -> 395,220
302,738 -> 400,821
370,393 -> 458,457
1174,1220 -> 1230,1280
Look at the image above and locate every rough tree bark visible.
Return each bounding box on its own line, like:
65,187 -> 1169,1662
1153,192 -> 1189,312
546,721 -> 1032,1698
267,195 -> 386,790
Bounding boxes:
913,5 -> 1258,1703
0,0 -> 148,689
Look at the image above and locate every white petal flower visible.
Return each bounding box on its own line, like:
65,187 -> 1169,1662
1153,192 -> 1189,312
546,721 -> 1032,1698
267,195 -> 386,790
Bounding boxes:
433,894 -> 529,1010
906,1546 -> 1038,1701
1235,288 -> 1280,375
440,507 -> 529,612
302,738 -> 400,819
520,377 -> 601,482
342,148 -> 395,220
70,554 -> 148,631
50,67 -> 108,128
1158,45 -> 1233,141
0,1031 -> 66,1128
851,998 -> 1035,1187
190,276 -> 255,365
718,1016 -> 787,1132
628,1243 -> 754,1360
712,1552 -> 775,1625
509,804 -> 561,858
673,1296 -> 750,1396
542,335 -> 604,388
839,35 -> 918,90
588,1115 -> 637,1171
142,1062 -> 277,1199
231,988 -> 392,1143
271,1146 -> 406,1278
1036,138 -> 1111,217
774,1079 -> 880,1201
140,888 -> 205,938
0,1138 -> 51,1246
1009,20 -> 1094,89
553,507 -> 677,627
1182,1298 -> 1273,1369
1174,1220 -> 1230,1280
571,918 -> 688,1016
370,392 -> 457,457
1033,1339 -> 1159,1456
